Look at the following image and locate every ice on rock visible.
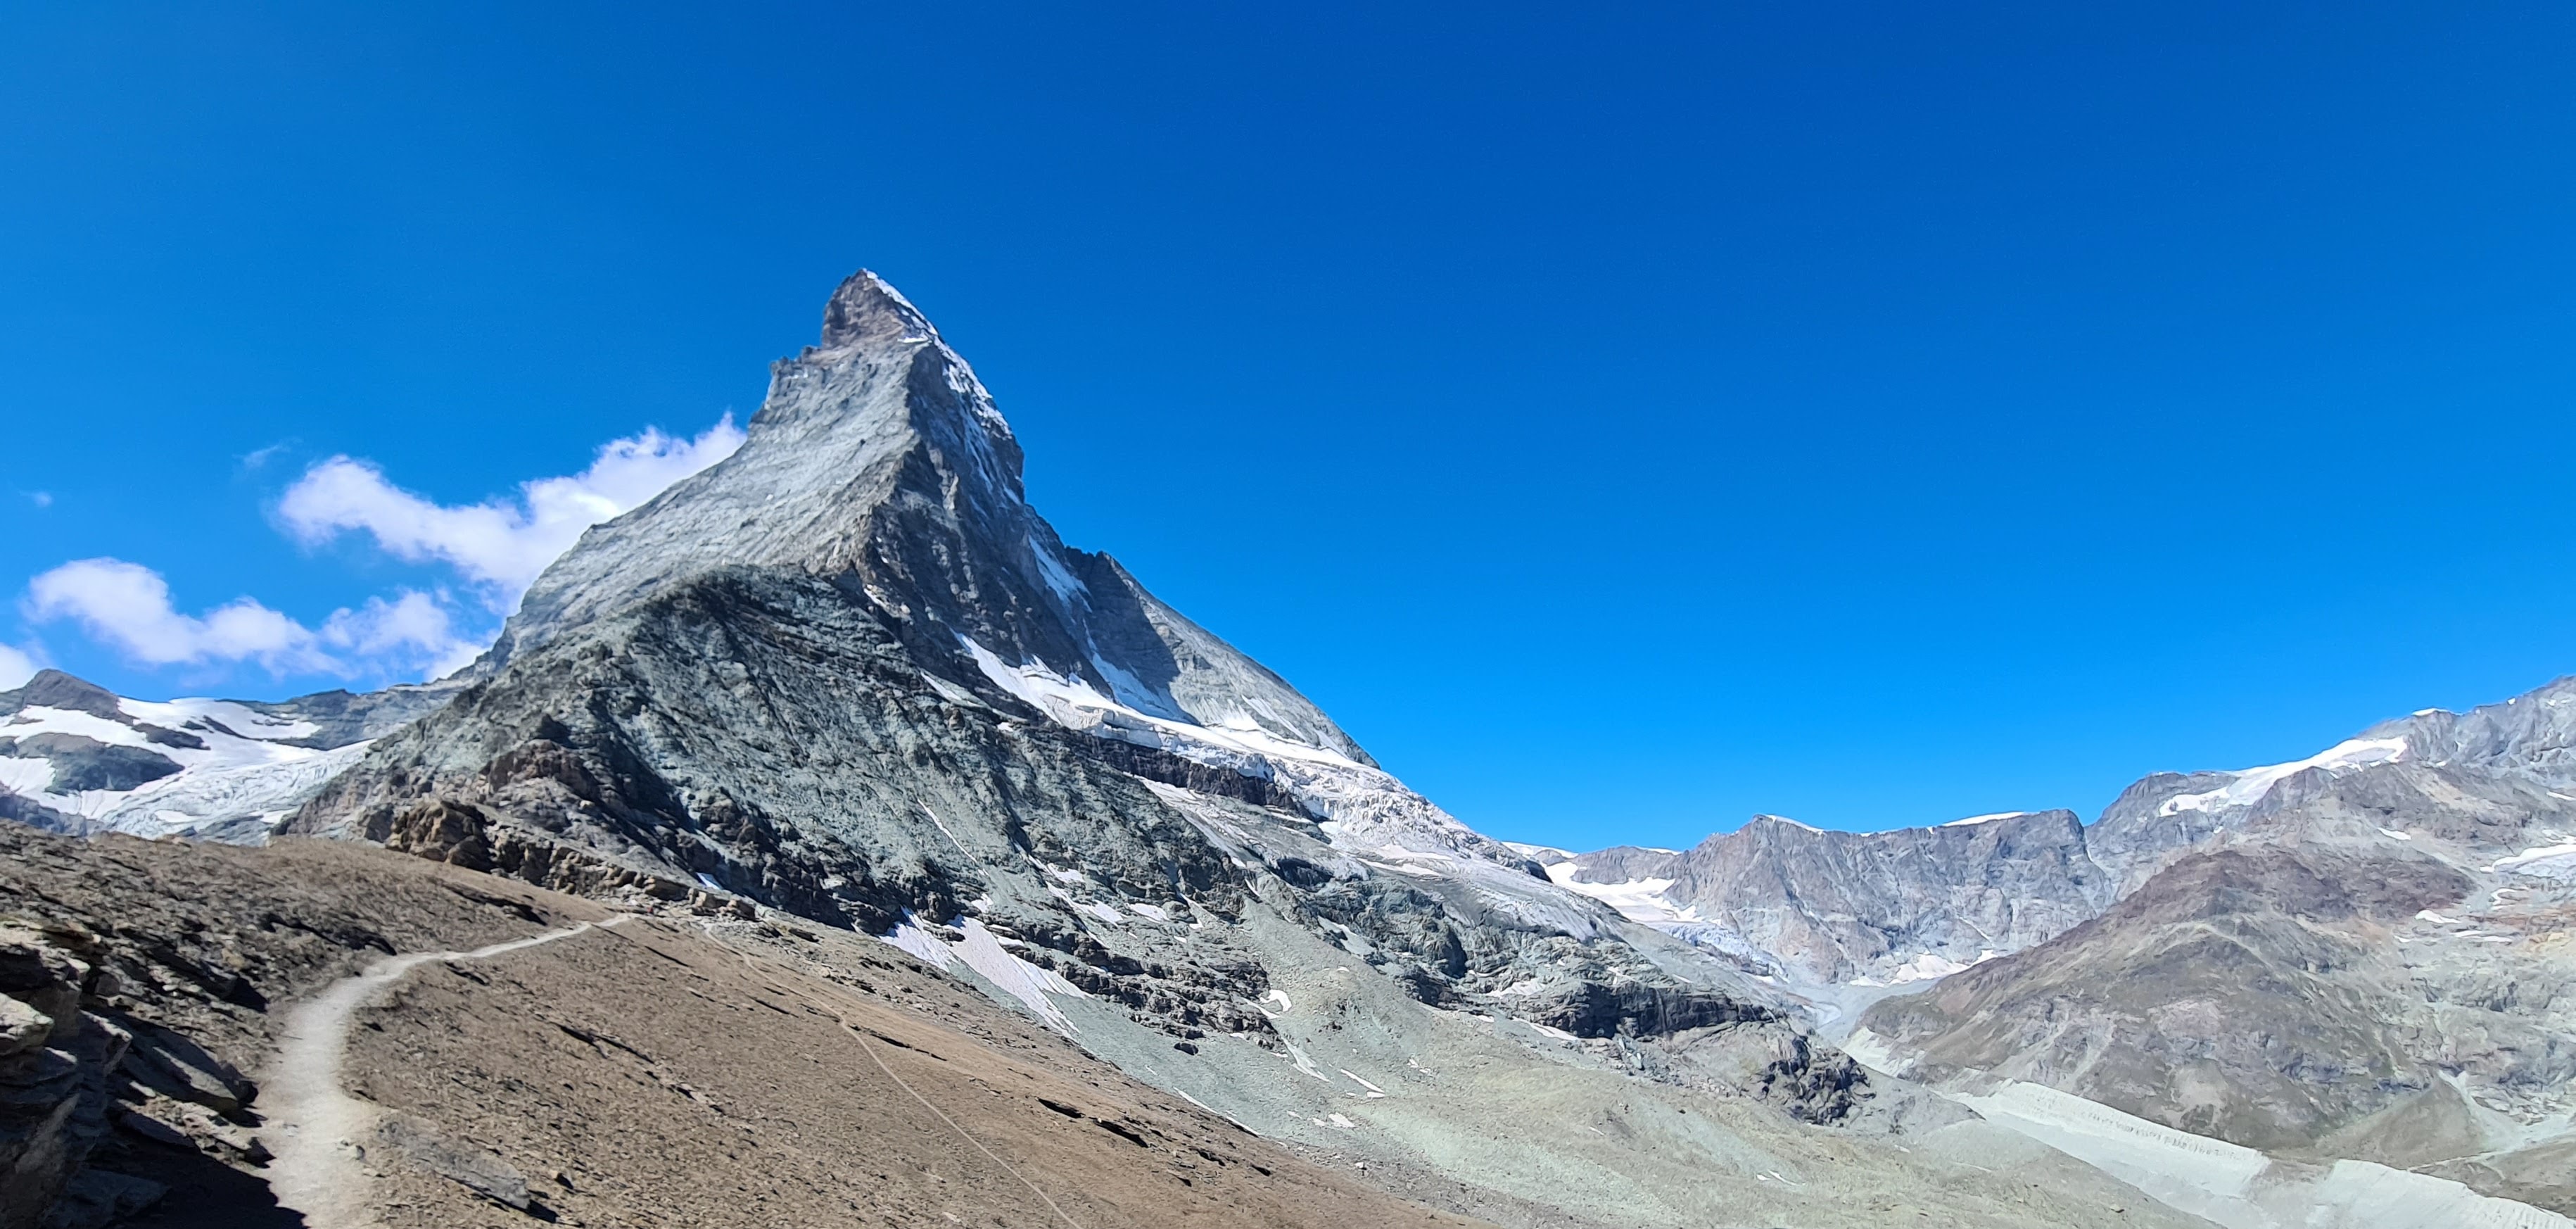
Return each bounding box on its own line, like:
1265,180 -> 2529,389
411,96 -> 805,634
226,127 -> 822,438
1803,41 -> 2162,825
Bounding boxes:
2155,736 -> 2412,817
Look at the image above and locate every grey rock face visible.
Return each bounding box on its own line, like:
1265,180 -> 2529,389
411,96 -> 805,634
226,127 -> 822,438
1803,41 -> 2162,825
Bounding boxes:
2079,679 -> 2576,889
0,676 -> 119,723
0,736 -> 180,795
297,561 -> 1766,1050
1863,845 -> 2482,1145
289,273 -> 1791,1076
1852,705 -> 2576,1215
227,682 -> 462,751
1551,674 -> 2576,1005
0,794 -> 86,840
483,271 -> 1365,767
1543,845 -> 1684,885
1549,812 -> 2116,990
2083,770 -> 2245,889
2382,675 -> 2576,783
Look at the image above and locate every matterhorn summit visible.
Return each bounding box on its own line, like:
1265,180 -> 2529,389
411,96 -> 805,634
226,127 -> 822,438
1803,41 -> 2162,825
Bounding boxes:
489,270 -> 1362,765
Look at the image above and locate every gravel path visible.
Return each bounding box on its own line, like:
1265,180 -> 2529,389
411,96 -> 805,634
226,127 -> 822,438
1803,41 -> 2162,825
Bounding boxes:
256,917 -> 630,1228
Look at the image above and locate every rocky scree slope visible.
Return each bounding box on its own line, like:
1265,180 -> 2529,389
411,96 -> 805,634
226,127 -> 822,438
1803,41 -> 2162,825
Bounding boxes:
0,821 -> 609,1228
0,822 -> 1495,1229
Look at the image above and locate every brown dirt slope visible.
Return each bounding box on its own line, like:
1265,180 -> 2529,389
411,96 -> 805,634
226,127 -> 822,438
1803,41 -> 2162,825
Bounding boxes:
0,825 -> 1491,1229
338,910 -> 1492,1228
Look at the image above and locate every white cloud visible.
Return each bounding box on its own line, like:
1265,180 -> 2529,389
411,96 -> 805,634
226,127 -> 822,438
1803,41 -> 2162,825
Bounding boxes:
0,643 -> 37,689
23,559 -> 480,682
279,415 -> 744,610
18,414 -> 742,689
22,492 -> 50,508
319,591 -> 484,679
28,560 -> 329,672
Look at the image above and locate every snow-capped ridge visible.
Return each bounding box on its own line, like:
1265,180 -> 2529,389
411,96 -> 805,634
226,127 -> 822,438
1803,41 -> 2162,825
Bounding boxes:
1941,810 -> 2028,828
2153,736 -> 2411,817
0,669 -> 444,838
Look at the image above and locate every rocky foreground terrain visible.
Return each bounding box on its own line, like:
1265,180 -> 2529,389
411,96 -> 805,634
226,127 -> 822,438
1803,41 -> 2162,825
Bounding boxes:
6,270 -> 2572,1228
0,823 -> 1511,1228
0,821 -> 2214,1229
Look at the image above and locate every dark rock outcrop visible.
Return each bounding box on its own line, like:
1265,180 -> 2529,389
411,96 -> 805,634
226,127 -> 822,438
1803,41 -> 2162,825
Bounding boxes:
0,738 -> 179,795
0,927 -> 151,1229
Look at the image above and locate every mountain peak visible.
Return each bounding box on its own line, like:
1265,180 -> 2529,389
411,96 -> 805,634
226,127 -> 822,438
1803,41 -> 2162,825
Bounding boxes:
1,669 -> 123,719
483,269 -> 1370,764
818,269 -> 937,350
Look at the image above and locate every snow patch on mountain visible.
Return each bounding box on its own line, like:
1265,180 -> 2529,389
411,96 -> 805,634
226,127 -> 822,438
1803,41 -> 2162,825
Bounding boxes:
963,637 -> 1343,767
2155,736 -> 2410,816
957,634 -> 1593,933
1848,950 -> 1998,988
879,914 -> 1088,1035
1941,810 -> 2028,828
1029,536 -> 1089,606
2489,843 -> 2576,880
1537,862 -> 1693,924
2,697 -> 370,837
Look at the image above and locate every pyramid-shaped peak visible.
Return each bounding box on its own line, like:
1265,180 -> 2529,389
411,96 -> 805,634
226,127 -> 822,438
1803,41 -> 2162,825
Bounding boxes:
477,268 -> 1370,766
820,269 -> 938,349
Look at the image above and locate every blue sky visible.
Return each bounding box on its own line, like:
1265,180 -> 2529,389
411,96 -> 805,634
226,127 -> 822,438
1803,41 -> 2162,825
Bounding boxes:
6,2 -> 2575,848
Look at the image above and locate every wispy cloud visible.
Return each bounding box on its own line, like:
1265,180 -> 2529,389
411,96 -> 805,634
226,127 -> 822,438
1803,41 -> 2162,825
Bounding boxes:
22,492 -> 51,508
27,558 -> 335,674
17,414 -> 745,687
278,416 -> 744,610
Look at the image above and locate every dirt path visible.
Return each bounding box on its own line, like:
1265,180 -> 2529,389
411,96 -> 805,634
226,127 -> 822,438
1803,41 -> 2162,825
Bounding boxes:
256,917 -> 630,1228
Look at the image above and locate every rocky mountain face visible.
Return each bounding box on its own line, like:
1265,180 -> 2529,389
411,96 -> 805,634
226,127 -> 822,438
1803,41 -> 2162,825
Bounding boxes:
483,272 -> 1364,766
1864,843 -> 2483,1145
1852,743 -> 2576,1217
286,271 -> 1775,1056
2083,679 -> 2576,884
1540,679 -> 2576,1000
1533,811 -> 2117,988
1525,680 -> 2576,1223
